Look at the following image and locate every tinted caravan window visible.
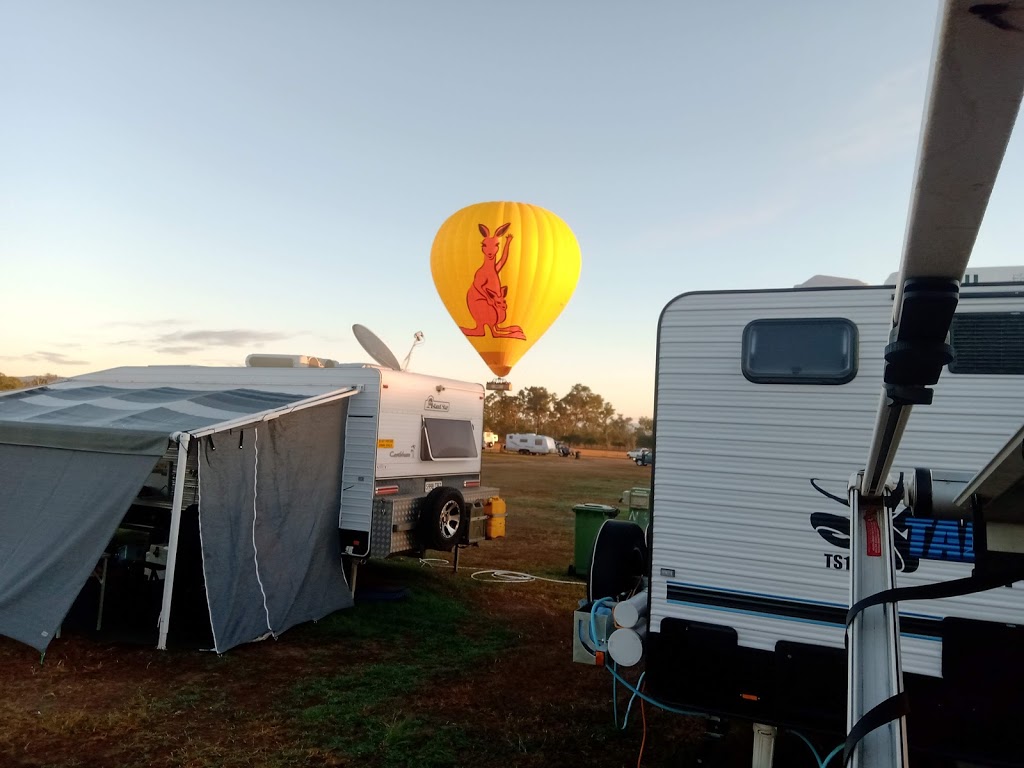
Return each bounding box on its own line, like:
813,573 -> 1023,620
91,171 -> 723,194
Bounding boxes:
422,418 -> 478,460
742,318 -> 857,384
949,312 -> 1024,375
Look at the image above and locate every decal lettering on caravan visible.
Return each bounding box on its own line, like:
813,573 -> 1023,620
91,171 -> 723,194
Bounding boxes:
809,478 -> 974,571
424,396 -> 450,412
904,517 -> 974,563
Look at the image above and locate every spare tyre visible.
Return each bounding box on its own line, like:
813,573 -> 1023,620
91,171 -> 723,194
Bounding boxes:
588,519 -> 648,603
419,486 -> 466,551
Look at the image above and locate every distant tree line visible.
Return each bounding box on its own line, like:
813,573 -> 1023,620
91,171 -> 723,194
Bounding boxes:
484,384 -> 653,449
0,373 -> 60,391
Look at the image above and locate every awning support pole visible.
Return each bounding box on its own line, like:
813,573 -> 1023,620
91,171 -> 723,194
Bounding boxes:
157,434 -> 191,650
846,475 -> 907,768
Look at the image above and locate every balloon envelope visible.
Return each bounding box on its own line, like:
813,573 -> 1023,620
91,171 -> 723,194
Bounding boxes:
430,201 -> 581,377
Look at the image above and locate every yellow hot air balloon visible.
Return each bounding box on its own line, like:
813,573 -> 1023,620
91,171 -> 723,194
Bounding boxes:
431,201 -> 581,378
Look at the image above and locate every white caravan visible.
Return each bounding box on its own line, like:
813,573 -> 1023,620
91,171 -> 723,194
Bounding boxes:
236,357 -> 500,559
615,280 -> 1024,763
505,432 -> 557,455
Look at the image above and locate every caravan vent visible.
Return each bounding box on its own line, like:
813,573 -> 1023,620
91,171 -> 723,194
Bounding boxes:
245,354 -> 339,368
949,313 -> 1024,375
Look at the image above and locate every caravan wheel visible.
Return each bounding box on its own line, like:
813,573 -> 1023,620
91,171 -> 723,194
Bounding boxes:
419,487 -> 465,551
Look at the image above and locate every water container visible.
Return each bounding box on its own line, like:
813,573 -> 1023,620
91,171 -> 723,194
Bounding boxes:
485,497 -> 507,539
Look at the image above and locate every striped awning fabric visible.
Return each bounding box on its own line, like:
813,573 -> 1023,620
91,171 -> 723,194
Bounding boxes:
0,381 -> 351,455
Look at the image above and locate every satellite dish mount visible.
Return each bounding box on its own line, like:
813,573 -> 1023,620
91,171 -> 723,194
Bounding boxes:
402,331 -> 425,371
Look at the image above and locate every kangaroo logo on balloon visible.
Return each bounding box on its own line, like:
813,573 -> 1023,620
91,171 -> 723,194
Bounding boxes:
460,222 -> 525,340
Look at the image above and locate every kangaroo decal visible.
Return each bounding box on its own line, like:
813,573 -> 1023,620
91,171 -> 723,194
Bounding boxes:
460,223 -> 527,340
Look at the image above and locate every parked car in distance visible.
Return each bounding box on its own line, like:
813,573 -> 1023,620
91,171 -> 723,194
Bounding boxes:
626,448 -> 651,462
635,450 -> 653,467
555,441 -> 572,457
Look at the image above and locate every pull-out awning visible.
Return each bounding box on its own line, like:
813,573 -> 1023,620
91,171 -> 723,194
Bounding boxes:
0,381 -> 359,653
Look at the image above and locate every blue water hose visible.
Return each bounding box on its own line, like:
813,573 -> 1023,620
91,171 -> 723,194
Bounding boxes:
589,598 -> 709,718
589,597 -> 843,765
791,730 -> 844,768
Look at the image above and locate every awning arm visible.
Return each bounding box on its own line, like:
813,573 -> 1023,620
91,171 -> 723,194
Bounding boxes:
157,433 -> 190,650
861,0 -> 1024,497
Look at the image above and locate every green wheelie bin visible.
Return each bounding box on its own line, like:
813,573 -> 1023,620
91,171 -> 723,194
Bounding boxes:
571,503 -> 619,577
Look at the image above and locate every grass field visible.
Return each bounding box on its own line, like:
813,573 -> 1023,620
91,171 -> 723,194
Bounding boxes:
0,453 -> 801,768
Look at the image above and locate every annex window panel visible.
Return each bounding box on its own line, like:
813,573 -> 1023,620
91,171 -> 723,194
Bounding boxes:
742,318 -> 858,385
949,312 -> 1024,375
421,418 -> 478,460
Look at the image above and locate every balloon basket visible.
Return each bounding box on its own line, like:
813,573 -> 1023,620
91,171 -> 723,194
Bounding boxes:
486,378 -> 512,391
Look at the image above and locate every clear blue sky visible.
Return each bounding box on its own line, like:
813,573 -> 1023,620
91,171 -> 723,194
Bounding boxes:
2,1 -> 1022,420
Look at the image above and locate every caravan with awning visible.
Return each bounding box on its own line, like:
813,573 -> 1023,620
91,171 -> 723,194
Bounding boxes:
0,360 -> 499,654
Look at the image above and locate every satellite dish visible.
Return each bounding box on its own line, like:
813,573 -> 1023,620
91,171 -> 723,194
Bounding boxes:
352,324 -> 402,371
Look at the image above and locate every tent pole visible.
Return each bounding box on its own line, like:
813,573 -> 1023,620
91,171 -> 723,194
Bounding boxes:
157,435 -> 191,650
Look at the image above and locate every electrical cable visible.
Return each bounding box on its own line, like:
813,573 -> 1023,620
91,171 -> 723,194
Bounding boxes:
622,671 -> 645,730
810,478 -> 850,506
612,660 -> 619,727
418,557 -> 451,568
471,569 -> 583,585
791,729 -> 844,768
604,660 -> 710,719
417,558 -> 584,586
637,683 -> 647,768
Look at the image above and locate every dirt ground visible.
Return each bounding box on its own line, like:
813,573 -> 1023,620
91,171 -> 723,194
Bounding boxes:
0,454 -> 806,768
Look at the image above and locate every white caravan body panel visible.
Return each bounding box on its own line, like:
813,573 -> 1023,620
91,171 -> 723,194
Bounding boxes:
651,284 -> 1024,678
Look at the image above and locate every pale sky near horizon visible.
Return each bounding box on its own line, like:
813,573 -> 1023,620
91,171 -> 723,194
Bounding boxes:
3,1 -> 1022,420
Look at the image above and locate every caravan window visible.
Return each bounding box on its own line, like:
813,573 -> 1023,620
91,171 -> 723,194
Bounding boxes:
742,318 -> 857,384
422,418 -> 478,460
949,312 -> 1024,375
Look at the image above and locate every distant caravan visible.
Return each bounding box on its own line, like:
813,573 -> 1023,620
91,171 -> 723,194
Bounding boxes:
504,433 -> 557,455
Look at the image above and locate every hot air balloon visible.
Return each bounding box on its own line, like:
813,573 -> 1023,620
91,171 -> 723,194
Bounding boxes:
430,201 -> 581,379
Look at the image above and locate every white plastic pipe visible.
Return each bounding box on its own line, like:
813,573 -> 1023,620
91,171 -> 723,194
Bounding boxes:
607,619 -> 647,667
612,590 -> 649,629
